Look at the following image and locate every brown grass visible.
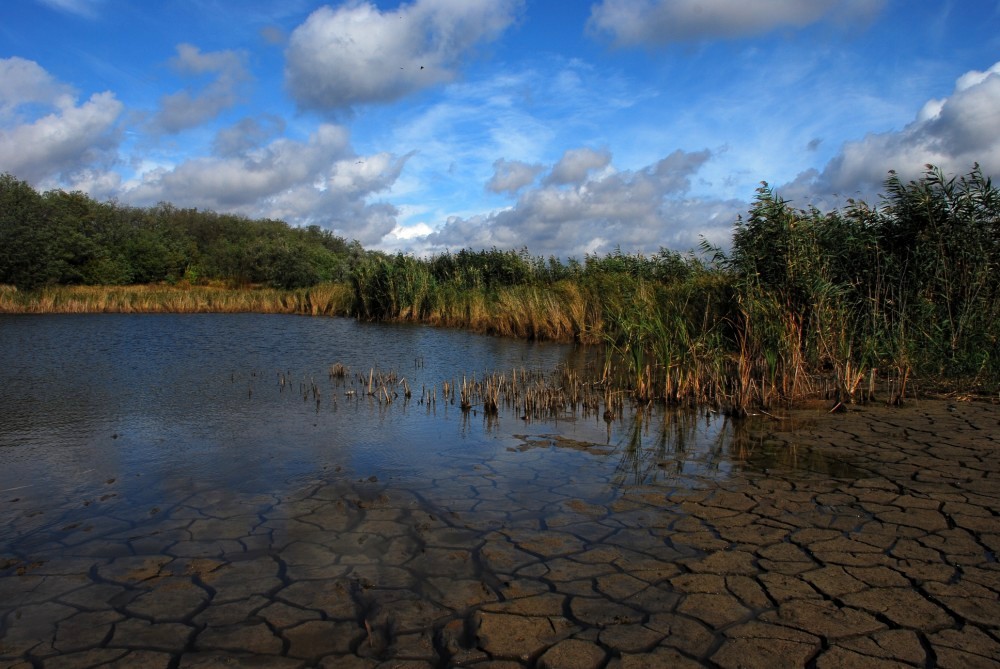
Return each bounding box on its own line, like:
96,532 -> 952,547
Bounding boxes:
0,283 -> 353,316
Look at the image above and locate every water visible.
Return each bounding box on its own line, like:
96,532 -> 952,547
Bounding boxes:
0,315 -> 520,486
7,314 -> 969,667
0,314 -> 871,527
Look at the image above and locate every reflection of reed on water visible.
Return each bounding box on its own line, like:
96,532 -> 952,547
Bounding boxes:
612,408 -> 725,487
606,407 -> 864,487
245,352 -> 865,484
722,416 -> 869,478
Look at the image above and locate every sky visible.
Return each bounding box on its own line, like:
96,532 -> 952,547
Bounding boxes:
2,0 -> 999,258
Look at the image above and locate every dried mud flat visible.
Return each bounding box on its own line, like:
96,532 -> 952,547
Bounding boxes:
2,400 -> 998,668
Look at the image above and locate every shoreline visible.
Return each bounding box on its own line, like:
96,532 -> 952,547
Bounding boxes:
0,282 -> 603,344
3,284 -> 997,404
0,283 -> 352,318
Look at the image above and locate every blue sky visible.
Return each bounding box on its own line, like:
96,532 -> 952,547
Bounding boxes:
2,0 -> 999,257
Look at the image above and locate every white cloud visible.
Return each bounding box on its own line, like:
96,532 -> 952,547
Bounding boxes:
212,115 -> 286,157
387,221 -> 435,243
587,0 -> 886,46
127,124 -> 351,208
0,58 -> 122,185
486,158 -> 543,195
782,61 -> 1000,204
285,0 -> 522,110
151,44 -> 251,134
0,57 -> 75,120
544,147 -> 611,185
409,147 -> 733,257
956,62 -> 1000,91
65,168 -> 122,201
123,124 -> 411,244
379,59 -> 645,237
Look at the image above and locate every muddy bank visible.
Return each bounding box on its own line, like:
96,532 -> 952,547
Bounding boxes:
2,400 -> 998,668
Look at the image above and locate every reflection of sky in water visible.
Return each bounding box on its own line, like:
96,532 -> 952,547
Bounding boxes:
0,315 -> 592,502
0,314 -> 856,540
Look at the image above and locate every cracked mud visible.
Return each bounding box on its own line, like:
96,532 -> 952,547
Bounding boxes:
2,400 -> 999,668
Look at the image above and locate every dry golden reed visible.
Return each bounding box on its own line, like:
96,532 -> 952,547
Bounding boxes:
0,283 -> 353,317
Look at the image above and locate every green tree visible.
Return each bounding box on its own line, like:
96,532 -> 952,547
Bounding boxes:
1,174 -> 49,288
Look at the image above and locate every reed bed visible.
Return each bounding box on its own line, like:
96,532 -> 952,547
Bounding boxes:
0,283 -> 353,316
308,360 -> 626,425
442,368 -> 615,421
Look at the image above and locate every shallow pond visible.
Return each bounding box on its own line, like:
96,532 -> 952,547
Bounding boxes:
2,314 -> 997,668
0,314 -> 752,510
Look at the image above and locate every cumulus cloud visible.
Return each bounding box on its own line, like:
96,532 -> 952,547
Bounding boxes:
285,0 -> 522,110
544,147 -> 611,185
212,115 -> 286,157
413,147 -> 732,257
588,0 -> 886,46
486,158 -> 543,195
0,57 -> 75,120
782,61 -> 1000,204
0,57 -> 122,185
65,168 -> 123,200
124,124 -> 411,244
151,44 -> 251,134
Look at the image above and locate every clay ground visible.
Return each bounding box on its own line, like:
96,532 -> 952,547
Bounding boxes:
2,399 -> 998,668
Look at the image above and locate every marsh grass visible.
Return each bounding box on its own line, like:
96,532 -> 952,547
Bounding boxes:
350,265 -> 597,342
0,283 -> 354,316
4,166 -> 996,412
595,167 -> 999,414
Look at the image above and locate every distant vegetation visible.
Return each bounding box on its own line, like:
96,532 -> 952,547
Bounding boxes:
2,165 -> 998,407
0,172 -> 360,290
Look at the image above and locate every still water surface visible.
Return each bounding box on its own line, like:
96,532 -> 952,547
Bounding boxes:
0,314 -> 876,560
2,318 -> 991,668
1,314 -> 889,667
0,314 -> 749,520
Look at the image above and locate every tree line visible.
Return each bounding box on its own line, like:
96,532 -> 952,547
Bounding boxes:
2,165 -> 998,391
0,173 -> 361,290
